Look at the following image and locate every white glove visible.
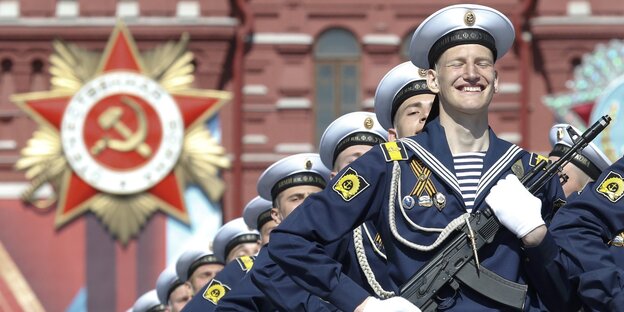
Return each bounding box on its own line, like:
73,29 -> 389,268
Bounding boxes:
361,297 -> 421,312
485,174 -> 545,238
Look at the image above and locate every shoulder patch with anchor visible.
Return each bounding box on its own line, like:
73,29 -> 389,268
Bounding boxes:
381,141 -> 408,162
202,279 -> 231,305
596,171 -> 624,203
333,167 -> 369,201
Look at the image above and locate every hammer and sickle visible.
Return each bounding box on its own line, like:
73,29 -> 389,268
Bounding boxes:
90,96 -> 152,158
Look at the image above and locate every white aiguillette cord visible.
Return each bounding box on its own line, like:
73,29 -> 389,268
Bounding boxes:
388,161 -> 470,251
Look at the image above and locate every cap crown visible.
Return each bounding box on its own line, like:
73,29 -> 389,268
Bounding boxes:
243,196 -> 273,230
256,153 -> 330,202
319,111 -> 387,169
213,217 -> 259,263
374,62 -> 431,130
549,123 -> 612,173
410,4 -> 514,69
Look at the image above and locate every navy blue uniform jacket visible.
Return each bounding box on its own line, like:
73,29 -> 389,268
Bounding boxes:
217,248 -> 338,312
182,256 -> 257,312
528,156 -> 624,311
267,119 -> 564,311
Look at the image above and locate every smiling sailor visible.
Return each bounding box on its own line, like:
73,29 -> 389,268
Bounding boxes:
267,4 -> 565,311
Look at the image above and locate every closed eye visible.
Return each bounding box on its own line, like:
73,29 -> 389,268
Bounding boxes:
446,60 -> 465,68
288,194 -> 304,202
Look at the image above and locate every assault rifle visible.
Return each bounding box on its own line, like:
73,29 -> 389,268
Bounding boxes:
400,115 -> 612,311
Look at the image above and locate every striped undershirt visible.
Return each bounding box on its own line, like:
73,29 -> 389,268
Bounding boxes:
453,152 -> 486,212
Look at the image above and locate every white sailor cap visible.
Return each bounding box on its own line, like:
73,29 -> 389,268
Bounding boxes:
257,153 -> 331,202
410,4 -> 515,69
132,290 -> 166,312
213,217 -> 260,263
549,123 -> 612,180
374,62 -> 435,130
243,196 -> 274,231
175,248 -> 222,283
319,112 -> 387,169
155,267 -> 182,305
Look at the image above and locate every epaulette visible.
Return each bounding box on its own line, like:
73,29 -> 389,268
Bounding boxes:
529,152 -> 549,170
235,255 -> 255,273
380,141 -> 408,162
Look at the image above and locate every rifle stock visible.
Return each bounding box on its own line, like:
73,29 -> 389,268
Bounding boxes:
400,115 -> 612,311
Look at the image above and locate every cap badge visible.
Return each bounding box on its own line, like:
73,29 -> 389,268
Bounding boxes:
305,159 -> 312,170
364,117 -> 374,129
464,10 -> 476,26
556,128 -> 565,142
418,68 -> 428,78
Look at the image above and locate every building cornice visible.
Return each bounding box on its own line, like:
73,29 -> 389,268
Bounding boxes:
0,18 -> 237,40
276,97 -> 311,109
0,16 -> 237,27
0,182 -> 52,199
531,15 -> 624,39
531,15 -> 624,26
252,33 -> 313,45
362,34 -> 400,46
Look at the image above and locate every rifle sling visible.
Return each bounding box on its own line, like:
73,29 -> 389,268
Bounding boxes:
455,261 -> 527,311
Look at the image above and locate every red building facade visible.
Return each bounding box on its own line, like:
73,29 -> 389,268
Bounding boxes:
1,0 -> 623,310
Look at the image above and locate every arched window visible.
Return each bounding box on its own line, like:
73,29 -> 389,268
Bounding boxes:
314,28 -> 360,142
0,59 -> 15,109
30,59 -> 47,91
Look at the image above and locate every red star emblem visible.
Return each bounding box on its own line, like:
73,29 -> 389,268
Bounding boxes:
13,23 -> 230,242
